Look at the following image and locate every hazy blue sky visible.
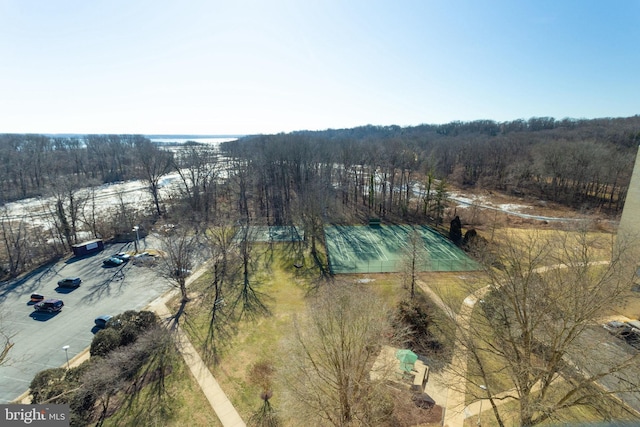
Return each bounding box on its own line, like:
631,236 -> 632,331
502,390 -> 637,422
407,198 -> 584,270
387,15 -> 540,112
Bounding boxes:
1,1 -> 638,135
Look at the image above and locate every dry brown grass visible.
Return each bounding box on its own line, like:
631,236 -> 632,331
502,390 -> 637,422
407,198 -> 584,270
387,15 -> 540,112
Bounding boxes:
167,191 -> 633,426
103,349 -> 221,427
611,290 -> 640,320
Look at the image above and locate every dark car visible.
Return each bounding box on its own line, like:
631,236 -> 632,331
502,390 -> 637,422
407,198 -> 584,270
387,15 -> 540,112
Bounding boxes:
604,320 -> 631,337
34,298 -> 64,313
103,256 -> 124,267
57,277 -> 82,288
30,293 -> 45,303
174,268 -> 192,278
94,315 -> 113,329
604,320 -> 640,349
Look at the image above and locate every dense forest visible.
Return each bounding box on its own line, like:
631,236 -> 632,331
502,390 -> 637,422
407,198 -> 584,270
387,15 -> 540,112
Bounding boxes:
0,115 -> 639,278
221,116 -> 640,225
0,134 -> 162,201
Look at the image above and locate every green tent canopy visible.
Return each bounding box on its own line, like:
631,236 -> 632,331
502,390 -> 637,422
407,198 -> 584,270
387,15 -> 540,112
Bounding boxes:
396,349 -> 418,372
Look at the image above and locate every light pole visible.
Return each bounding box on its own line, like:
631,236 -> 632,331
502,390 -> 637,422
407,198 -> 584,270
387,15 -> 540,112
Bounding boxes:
477,384 -> 487,426
62,345 -> 70,370
133,225 -> 140,254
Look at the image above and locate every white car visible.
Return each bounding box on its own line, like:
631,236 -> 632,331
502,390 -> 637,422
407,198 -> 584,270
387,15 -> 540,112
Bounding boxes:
133,252 -> 156,265
114,252 -> 131,262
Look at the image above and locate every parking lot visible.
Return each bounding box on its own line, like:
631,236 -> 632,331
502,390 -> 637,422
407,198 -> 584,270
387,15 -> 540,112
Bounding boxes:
0,241 -> 173,403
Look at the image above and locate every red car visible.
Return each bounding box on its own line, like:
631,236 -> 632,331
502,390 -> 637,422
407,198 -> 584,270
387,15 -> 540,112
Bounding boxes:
30,293 -> 45,303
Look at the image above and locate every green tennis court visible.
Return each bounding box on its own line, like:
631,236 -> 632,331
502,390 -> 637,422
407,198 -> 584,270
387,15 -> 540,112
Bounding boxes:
325,224 -> 478,274
236,226 -> 304,242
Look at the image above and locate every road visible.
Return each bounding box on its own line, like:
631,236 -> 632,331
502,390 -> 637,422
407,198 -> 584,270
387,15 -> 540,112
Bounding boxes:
0,239 -> 173,404
570,326 -> 640,413
436,262 -> 640,426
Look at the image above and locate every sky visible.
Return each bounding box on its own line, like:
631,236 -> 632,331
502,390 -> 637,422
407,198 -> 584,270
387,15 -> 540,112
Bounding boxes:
0,0 -> 639,135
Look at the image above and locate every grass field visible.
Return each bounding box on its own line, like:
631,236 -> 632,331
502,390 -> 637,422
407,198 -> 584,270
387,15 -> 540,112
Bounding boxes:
103,347 -> 221,427
169,245 -> 425,425
169,246 -> 310,422
159,225 -> 640,426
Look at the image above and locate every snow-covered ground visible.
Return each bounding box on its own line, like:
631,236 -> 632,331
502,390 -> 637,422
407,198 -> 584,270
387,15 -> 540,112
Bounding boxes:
449,192 -> 531,213
2,139 -> 234,236
448,192 -> 586,222
1,173 -> 184,235
1,167 -> 584,238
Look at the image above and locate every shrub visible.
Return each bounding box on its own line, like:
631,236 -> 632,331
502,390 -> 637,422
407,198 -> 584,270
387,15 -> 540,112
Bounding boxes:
109,310 -> 158,346
30,367 -> 67,403
90,328 -> 121,357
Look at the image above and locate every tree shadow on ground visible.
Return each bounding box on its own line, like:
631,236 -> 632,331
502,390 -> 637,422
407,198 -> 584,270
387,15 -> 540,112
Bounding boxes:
0,260 -> 63,302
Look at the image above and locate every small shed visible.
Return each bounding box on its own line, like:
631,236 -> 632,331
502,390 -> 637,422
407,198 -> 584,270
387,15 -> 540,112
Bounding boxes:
72,239 -> 104,257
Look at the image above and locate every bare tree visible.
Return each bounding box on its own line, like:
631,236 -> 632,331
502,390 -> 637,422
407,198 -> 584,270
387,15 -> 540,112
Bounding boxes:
173,144 -> 220,226
135,138 -> 173,217
233,223 -> 269,320
201,223 -> 237,362
402,226 -> 429,299
79,185 -> 102,239
281,284 -> 405,426
158,229 -> 198,324
446,226 -> 640,426
0,313 -> 14,366
296,175 -> 330,276
105,187 -> 146,242
248,361 -> 280,427
43,177 -> 90,249
0,208 -> 29,277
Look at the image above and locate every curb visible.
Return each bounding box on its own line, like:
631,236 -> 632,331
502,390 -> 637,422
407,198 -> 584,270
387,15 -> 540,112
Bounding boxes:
10,259 -> 210,405
11,347 -> 92,404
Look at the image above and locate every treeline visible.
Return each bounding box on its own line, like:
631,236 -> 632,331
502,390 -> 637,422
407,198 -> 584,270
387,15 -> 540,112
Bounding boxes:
221,116 -> 640,217
0,134 -> 176,278
0,134 -> 165,202
0,136 -> 234,279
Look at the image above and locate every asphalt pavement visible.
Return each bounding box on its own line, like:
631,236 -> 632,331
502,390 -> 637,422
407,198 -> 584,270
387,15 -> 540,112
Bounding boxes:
0,239 -> 173,404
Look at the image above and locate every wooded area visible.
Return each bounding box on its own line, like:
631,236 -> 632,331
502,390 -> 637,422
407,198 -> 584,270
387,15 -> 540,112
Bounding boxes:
221,116 -> 640,224
5,116 -> 640,426
0,115 -> 638,280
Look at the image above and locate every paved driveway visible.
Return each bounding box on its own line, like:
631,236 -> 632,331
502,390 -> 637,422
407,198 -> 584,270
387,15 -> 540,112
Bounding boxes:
0,242 -> 173,403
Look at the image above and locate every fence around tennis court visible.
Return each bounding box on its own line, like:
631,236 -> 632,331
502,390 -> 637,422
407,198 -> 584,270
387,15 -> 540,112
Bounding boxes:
324,224 -> 479,274
328,258 -> 479,274
235,225 -> 304,242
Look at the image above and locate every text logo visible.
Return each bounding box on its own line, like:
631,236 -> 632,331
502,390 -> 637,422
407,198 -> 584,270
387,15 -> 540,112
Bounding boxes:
1,405 -> 69,426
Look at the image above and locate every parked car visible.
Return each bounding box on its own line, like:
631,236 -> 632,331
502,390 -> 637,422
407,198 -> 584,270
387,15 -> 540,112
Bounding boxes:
114,252 -> 131,262
132,252 -> 156,265
103,256 -> 124,267
34,298 -> 64,313
174,268 -> 192,278
30,293 -> 45,303
604,320 -> 640,350
626,320 -> 640,332
603,320 -> 631,337
94,315 -> 113,329
57,277 -> 82,288
626,331 -> 640,350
